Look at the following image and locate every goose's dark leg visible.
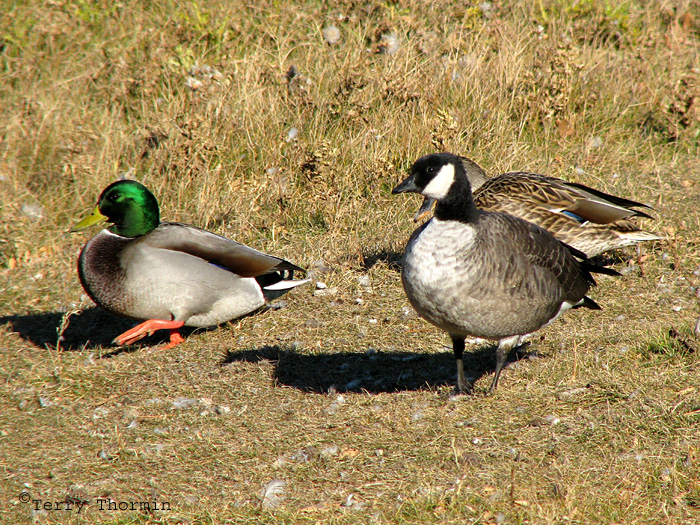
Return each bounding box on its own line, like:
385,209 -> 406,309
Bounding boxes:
451,335 -> 473,395
489,336 -> 521,393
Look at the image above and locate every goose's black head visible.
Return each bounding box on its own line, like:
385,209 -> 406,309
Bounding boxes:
392,153 -> 478,223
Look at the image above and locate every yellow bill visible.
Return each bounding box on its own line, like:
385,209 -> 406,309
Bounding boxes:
71,205 -> 108,232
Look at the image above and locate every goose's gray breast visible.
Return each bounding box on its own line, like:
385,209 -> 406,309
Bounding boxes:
401,215 -> 577,339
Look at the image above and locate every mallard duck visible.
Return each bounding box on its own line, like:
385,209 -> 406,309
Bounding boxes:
413,156 -> 661,257
71,180 -> 308,349
393,153 -> 618,394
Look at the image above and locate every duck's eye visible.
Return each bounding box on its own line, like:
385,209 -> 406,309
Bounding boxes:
108,193 -> 119,202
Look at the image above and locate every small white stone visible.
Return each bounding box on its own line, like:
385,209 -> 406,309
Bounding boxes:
21,203 -> 45,221
172,397 -> 199,409
479,2 -> 494,18
286,127 -> 299,142
588,136 -> 603,149
357,275 -> 372,288
321,445 -> 339,457
378,33 -> 400,55
544,415 -> 561,425
313,287 -> 337,297
185,77 -> 203,91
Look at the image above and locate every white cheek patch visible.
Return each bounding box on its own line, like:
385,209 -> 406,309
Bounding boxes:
422,163 -> 455,200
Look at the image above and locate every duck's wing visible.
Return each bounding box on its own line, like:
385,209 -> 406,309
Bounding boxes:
564,181 -> 653,219
141,222 -> 304,277
477,172 -> 653,224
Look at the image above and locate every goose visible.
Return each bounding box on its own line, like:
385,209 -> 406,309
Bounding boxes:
71,180 -> 308,349
393,153 -> 618,394
413,156 -> 661,257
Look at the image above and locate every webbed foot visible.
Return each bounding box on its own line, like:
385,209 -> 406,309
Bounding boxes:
114,319 -> 186,347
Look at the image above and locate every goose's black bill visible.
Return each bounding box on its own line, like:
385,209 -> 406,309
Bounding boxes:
392,174 -> 419,194
414,197 -> 436,222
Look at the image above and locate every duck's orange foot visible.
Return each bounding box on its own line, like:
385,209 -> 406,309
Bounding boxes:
163,329 -> 186,349
114,319 -> 186,347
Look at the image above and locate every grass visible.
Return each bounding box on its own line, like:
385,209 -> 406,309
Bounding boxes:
1,0 -> 700,523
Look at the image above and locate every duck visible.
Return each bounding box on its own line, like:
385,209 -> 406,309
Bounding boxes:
413,156 -> 661,258
393,153 -> 618,394
71,180 -> 308,349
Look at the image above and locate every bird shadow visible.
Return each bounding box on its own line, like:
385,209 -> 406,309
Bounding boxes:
2,307 -> 529,394
360,248 -> 403,272
0,307 -> 199,354
220,343 -> 529,394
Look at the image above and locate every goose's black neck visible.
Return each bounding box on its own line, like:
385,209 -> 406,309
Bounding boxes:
433,165 -> 480,224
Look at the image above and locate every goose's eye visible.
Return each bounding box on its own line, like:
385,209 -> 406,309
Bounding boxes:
426,166 -> 436,175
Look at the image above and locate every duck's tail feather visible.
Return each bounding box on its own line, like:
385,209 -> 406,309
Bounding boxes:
258,271 -> 310,301
263,278 -> 310,291
618,230 -> 664,244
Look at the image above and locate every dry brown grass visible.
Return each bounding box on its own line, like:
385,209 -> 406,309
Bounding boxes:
1,1 -> 700,523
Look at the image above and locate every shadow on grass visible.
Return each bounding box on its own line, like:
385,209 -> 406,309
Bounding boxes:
0,307 -> 196,352
3,308 -> 529,393
220,344 -> 529,394
361,248 -> 403,272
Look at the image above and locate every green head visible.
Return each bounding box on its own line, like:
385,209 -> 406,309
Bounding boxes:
71,180 -> 160,238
